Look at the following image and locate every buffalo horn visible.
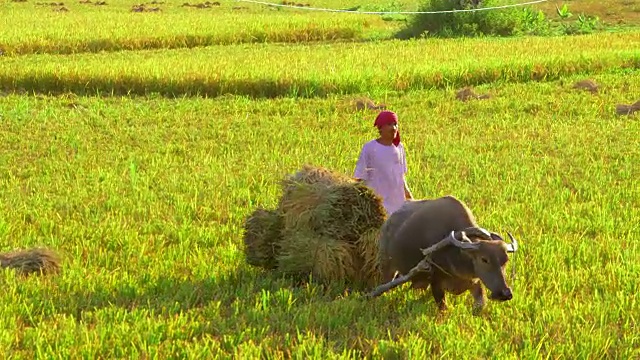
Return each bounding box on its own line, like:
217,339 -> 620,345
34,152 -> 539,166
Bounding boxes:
505,232 -> 519,253
461,227 -> 493,240
449,231 -> 482,250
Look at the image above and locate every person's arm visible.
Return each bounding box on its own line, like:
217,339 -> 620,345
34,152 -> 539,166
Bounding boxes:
353,144 -> 369,183
404,178 -> 413,200
400,144 -> 413,200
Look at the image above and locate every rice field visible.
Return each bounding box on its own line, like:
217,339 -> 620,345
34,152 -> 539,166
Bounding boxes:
1,0 -> 640,357
2,31 -> 640,98
1,0 -> 413,55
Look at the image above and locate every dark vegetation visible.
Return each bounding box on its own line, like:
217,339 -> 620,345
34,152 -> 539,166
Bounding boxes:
396,0 -> 609,39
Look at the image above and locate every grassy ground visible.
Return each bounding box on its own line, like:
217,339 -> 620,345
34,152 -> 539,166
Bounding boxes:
1,0 -> 640,357
1,70 -> 639,357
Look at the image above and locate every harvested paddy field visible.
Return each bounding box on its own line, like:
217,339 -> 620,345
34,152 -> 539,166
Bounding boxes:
1,0 -> 639,357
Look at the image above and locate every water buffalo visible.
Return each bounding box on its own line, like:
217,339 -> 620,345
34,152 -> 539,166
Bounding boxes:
375,195 -> 518,313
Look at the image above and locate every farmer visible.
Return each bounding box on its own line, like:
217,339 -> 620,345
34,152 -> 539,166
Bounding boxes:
353,110 -> 414,216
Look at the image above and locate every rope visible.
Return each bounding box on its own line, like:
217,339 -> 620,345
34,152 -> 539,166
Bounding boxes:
511,242 -> 518,284
235,0 -> 549,15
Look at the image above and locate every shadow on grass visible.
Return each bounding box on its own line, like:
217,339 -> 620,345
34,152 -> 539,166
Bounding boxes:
7,264 -> 515,357
36,265 -> 450,327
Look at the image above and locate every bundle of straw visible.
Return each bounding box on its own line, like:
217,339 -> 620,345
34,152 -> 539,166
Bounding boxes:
242,208 -> 282,270
241,164 -> 387,287
355,228 -> 384,285
276,229 -> 357,284
278,165 -> 386,242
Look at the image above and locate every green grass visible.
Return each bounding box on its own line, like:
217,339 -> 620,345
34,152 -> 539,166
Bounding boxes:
1,0 -> 640,356
1,69 -> 639,357
2,31 -> 639,98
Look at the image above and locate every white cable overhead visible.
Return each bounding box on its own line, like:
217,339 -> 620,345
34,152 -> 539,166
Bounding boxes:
235,0 -> 549,15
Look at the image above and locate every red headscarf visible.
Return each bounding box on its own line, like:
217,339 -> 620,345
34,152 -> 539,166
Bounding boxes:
374,110 -> 400,147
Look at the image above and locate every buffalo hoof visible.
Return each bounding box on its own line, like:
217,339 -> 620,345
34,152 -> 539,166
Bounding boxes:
436,302 -> 448,312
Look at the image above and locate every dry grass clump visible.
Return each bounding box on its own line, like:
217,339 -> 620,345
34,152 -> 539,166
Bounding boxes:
573,79 -> 599,93
615,99 -> 640,116
455,87 -> 491,102
353,98 -> 386,111
0,247 -> 61,276
242,164 -> 387,287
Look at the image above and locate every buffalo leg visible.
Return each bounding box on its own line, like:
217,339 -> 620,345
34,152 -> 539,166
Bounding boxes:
381,262 -> 395,283
470,281 -> 485,315
430,279 -> 447,311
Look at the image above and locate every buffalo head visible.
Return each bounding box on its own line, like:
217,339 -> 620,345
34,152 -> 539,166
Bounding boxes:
448,227 -> 518,301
